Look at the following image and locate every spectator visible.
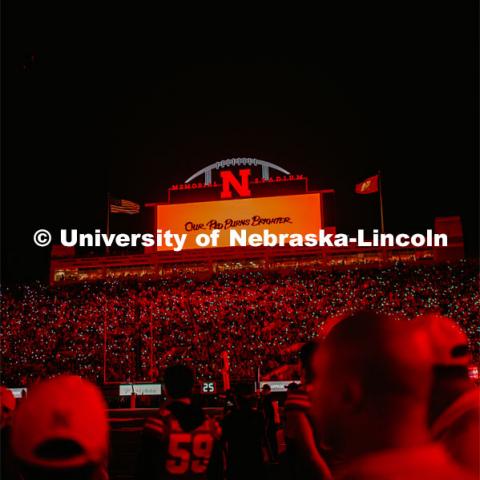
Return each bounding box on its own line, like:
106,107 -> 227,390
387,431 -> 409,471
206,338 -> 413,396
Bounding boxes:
284,342 -> 332,479
11,375 -> 109,480
222,382 -> 266,480
259,384 -> 279,462
1,387 -> 17,480
309,311 -> 475,480
137,364 -> 223,479
0,386 -> 16,429
416,314 -> 480,476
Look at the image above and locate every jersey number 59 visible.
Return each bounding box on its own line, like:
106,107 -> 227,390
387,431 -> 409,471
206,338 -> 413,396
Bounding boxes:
166,433 -> 214,475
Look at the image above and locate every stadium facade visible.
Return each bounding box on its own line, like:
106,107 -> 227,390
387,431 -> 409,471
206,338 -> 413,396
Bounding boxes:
50,159 -> 464,284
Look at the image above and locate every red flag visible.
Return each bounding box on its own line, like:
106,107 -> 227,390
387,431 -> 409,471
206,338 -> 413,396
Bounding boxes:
221,351 -> 230,391
355,175 -> 379,194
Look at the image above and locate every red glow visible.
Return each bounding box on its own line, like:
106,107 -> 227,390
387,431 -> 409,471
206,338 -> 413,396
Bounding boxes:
220,169 -> 252,199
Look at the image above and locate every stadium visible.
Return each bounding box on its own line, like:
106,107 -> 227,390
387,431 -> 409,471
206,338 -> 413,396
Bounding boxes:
2,159 -> 479,478
48,159 -> 465,284
3,6 -> 478,478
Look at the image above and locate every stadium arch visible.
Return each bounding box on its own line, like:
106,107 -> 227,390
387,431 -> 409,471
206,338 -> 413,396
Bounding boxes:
185,158 -> 290,185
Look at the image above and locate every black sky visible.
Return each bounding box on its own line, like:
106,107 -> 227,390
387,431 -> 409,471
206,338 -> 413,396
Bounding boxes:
2,4 -> 478,283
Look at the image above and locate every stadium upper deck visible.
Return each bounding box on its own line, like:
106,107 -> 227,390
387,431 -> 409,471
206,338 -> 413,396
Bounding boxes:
50,159 -> 464,284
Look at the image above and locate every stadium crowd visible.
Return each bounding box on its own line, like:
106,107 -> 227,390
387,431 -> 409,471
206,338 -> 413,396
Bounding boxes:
2,312 -> 479,480
1,261 -> 478,387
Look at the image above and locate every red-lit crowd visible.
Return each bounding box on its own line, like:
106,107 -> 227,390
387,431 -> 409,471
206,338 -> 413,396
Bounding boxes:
1,311 -> 479,480
1,262 -> 479,387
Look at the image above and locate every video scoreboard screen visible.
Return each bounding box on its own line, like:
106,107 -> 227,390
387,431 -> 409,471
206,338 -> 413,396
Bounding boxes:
156,193 -> 322,251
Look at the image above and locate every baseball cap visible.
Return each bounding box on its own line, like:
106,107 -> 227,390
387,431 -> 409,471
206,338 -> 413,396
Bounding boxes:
415,314 -> 471,367
11,375 -> 108,470
319,312 -> 349,339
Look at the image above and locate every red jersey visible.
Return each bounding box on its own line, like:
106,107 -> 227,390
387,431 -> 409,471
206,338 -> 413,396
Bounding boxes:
137,400 -> 222,480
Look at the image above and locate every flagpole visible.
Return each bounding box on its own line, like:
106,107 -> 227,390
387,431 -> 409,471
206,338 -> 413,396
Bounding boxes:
103,308 -> 107,384
378,171 -> 385,234
106,192 -> 110,255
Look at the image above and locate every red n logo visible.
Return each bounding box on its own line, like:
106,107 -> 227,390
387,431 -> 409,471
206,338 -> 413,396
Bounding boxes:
220,169 -> 251,199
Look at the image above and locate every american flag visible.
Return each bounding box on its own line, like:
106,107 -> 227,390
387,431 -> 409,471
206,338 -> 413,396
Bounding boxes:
110,198 -> 140,214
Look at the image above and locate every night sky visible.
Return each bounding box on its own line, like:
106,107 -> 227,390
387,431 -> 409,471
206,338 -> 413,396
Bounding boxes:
2,4 -> 478,283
